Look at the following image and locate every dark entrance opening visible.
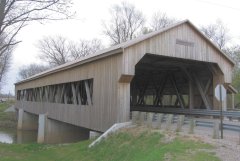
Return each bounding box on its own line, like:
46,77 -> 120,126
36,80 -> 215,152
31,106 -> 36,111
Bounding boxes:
130,54 -> 218,112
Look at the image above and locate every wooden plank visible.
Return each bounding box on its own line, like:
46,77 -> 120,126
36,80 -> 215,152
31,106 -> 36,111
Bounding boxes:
71,83 -> 77,105
45,86 -> 49,102
48,86 -> 52,102
192,73 -> 211,110
204,78 -> 211,94
199,78 -> 212,107
40,87 -> 43,102
75,82 -> 82,105
55,85 -> 61,103
154,75 -> 168,106
189,80 -> 194,110
59,84 -> 65,104
85,80 -> 92,105
137,82 -> 148,105
52,85 -> 57,103
23,90 -> 26,101
119,74 -> 134,83
182,67 -> 211,109
182,67 -> 194,109
64,85 -> 68,104
170,75 -> 185,109
35,88 -> 38,101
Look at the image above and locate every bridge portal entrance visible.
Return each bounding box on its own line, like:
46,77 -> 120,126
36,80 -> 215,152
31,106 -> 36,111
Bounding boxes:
130,54 -> 232,113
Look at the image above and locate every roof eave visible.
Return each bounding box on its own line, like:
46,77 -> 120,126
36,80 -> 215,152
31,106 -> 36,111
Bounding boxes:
15,48 -> 123,85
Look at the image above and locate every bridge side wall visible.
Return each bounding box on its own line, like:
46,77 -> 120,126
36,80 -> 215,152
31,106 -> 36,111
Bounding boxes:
16,53 -> 123,132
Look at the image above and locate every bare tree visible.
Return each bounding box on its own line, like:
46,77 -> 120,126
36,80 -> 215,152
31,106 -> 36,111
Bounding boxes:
150,12 -> 177,31
0,35 -> 13,90
18,64 -> 49,80
0,0 -> 74,56
0,0 -> 73,89
38,36 -> 70,66
70,39 -> 104,59
224,45 -> 240,62
37,36 -> 104,66
103,2 -> 145,45
0,46 -> 12,90
201,20 -> 230,50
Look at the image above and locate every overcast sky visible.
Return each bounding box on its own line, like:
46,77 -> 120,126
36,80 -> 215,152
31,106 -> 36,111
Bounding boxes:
2,0 -> 240,94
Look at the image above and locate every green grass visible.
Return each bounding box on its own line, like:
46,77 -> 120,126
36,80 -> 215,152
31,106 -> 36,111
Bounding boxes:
0,128 -> 220,161
0,100 -> 16,129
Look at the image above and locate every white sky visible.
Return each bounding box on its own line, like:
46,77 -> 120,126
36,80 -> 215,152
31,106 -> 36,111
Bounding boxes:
2,0 -> 240,94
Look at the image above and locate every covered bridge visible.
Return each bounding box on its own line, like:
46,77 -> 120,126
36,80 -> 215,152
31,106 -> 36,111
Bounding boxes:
15,20 -> 236,140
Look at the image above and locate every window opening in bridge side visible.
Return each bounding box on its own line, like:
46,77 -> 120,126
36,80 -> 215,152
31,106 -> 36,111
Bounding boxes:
16,78 -> 93,106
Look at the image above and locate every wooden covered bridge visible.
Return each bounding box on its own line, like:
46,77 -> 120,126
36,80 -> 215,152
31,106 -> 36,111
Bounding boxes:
15,20 -> 236,143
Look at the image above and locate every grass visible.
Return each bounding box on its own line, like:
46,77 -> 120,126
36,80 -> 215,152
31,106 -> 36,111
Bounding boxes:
0,128 -> 220,161
0,100 -> 16,129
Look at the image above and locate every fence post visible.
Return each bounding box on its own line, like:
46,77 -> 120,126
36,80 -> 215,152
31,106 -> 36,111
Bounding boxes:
176,115 -> 185,132
212,121 -> 220,139
156,113 -> 163,129
189,118 -> 195,134
132,111 -> 140,125
147,112 -> 153,128
166,114 -> 173,131
139,112 -> 146,125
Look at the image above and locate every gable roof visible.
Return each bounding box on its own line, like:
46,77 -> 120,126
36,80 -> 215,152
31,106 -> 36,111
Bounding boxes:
15,19 -> 235,85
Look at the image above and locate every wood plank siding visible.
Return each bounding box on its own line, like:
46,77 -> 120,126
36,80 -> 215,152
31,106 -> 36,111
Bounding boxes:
15,20 -> 235,132
16,53 -> 123,132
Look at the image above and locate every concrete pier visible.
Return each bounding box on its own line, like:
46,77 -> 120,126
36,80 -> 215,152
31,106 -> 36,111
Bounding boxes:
17,109 -> 91,144
37,114 -> 90,144
17,109 -> 38,130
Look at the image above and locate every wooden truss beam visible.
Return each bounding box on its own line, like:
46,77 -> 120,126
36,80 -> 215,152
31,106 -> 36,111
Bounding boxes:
170,74 -> 185,109
153,74 -> 168,106
182,67 -> 211,110
191,73 -> 211,110
71,83 -> 78,105
137,82 -> 148,105
76,82 -> 82,105
85,80 -> 92,105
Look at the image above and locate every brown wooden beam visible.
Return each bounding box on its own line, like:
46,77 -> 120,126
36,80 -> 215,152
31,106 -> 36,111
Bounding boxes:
59,84 -> 65,103
85,80 -> 92,105
71,83 -> 77,105
192,73 -> 211,110
64,84 -> 68,104
153,74 -> 168,106
75,82 -> 82,105
170,74 -> 185,109
189,79 -> 194,110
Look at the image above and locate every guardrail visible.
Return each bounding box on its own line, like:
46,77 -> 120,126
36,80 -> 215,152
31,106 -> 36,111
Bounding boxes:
153,114 -> 240,132
131,106 -> 240,119
131,111 -> 240,139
